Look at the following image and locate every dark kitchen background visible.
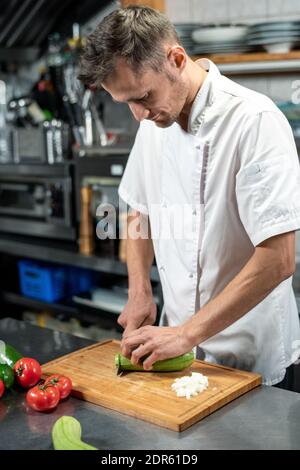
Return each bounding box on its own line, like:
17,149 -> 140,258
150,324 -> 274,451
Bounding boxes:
1,0 -> 300,342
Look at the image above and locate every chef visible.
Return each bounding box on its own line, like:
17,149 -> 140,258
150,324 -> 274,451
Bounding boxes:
79,6 -> 300,388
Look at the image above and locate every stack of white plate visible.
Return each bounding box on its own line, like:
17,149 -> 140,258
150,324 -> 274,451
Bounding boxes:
247,21 -> 300,53
175,23 -> 200,54
190,24 -> 251,55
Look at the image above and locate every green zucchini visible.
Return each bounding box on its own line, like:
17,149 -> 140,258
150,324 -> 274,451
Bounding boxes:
115,351 -> 195,373
0,340 -> 22,368
52,416 -> 97,450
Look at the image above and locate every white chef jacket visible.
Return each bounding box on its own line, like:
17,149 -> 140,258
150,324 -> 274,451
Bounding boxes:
118,58 -> 300,385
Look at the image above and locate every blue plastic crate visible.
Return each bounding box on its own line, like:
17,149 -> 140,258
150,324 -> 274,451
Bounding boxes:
67,267 -> 95,296
18,260 -> 66,303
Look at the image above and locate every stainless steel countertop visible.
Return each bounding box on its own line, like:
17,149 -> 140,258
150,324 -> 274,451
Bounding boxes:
1,317 -> 300,450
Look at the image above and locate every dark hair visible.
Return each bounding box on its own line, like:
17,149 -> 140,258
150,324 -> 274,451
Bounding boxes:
78,5 -> 180,88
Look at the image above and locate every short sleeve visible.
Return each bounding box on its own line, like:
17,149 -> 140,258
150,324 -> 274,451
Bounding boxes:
236,110 -> 300,246
118,123 -> 149,215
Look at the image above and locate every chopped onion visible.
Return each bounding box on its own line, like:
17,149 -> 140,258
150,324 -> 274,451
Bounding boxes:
171,372 -> 209,399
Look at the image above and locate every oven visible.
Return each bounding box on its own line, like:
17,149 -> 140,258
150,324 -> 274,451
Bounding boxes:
0,165 -> 76,241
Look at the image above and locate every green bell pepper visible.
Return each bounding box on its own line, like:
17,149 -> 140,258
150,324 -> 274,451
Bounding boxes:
0,364 -> 14,389
0,340 -> 22,368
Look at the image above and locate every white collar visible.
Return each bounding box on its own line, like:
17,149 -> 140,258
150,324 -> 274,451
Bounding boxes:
187,59 -> 221,135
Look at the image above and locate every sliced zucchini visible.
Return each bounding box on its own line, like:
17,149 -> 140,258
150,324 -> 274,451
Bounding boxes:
52,416 -> 97,450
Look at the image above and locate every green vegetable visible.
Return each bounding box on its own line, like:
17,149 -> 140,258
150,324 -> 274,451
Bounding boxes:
0,341 -> 22,368
0,364 -> 14,389
52,416 -> 97,450
115,351 -> 195,373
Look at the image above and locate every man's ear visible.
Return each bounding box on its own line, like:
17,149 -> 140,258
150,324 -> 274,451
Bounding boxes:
166,45 -> 187,73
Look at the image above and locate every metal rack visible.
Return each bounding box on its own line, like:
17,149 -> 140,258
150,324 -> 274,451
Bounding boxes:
195,50 -> 300,75
0,235 -> 160,282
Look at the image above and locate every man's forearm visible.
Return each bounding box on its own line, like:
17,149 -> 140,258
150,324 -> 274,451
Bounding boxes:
118,213 -> 156,333
127,214 -> 154,297
185,232 -> 296,346
120,233 -> 296,368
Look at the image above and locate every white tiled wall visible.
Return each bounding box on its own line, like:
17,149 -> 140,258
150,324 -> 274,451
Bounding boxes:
235,75 -> 299,102
166,0 -> 300,23
227,0 -> 268,23
166,0 -> 193,22
192,0 -> 230,23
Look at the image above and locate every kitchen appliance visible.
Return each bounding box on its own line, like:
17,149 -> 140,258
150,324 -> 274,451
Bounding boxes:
43,120 -> 70,164
82,89 -> 109,147
86,176 -> 122,258
12,125 -> 47,164
0,169 -> 75,240
42,339 -> 261,432
7,94 -> 71,164
0,80 -> 12,164
75,151 -> 130,259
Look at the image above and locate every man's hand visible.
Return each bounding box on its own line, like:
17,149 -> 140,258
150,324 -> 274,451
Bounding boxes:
120,324 -> 193,370
117,292 -> 157,336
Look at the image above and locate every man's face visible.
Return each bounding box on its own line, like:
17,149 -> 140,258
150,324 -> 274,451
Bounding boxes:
101,54 -> 188,128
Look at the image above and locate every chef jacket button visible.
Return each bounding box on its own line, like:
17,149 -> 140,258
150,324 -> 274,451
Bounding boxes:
162,202 -> 167,208
192,209 -> 197,215
160,266 -> 164,271
189,273 -> 194,278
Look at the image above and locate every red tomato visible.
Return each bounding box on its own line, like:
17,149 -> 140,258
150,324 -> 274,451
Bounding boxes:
44,374 -> 72,400
26,383 -> 60,412
0,379 -> 4,398
14,358 -> 42,388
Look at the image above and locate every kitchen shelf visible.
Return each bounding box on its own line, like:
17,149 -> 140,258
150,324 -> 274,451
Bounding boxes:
1,291 -> 122,328
0,162 -> 73,176
2,291 -> 78,317
0,235 -> 160,282
193,50 -> 300,75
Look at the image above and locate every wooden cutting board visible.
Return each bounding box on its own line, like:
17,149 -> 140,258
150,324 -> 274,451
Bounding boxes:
42,339 -> 261,432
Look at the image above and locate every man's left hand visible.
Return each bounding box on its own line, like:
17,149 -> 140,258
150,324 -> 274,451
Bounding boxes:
120,325 -> 193,370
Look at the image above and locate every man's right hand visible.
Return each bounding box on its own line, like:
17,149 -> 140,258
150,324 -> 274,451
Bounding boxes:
117,292 -> 157,338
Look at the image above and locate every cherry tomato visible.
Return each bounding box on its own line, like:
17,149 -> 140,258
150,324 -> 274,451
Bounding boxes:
0,379 -> 4,398
26,383 -> 60,412
14,358 -> 42,388
44,374 -> 72,400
